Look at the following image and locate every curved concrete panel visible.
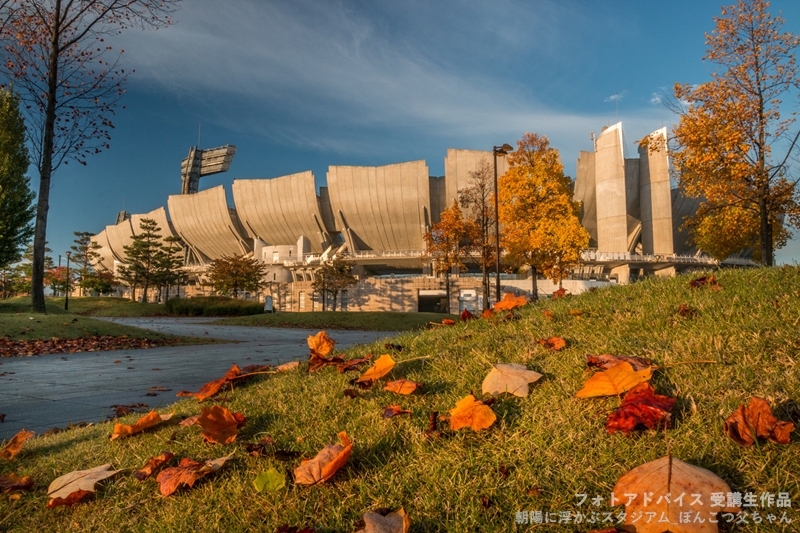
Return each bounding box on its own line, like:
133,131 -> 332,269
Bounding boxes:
90,229 -> 115,271
444,149 -> 507,209
327,160 -> 431,251
639,128 -> 674,255
167,185 -> 251,262
232,172 -> 329,253
594,122 -> 628,252
130,207 -> 176,241
104,218 -> 135,263
671,188 -> 702,255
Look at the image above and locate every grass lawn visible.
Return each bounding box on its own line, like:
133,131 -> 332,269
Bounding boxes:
212,310 -> 458,331
0,297 -> 212,345
1,268 -> 798,532
51,296 -> 169,317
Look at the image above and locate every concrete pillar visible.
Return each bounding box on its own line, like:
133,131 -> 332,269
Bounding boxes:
611,265 -> 630,284
594,123 -> 628,253
639,128 -> 674,255
574,151 -> 597,246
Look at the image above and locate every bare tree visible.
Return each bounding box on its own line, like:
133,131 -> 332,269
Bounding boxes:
459,158 -> 495,310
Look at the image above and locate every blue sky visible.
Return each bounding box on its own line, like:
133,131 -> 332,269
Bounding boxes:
30,0 -> 800,265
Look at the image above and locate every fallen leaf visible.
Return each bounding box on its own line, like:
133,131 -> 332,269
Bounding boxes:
0,473 -> 34,492
568,309 -> 584,316
551,288 -> 568,299
349,376 -> 374,389
494,293 -> 527,311
245,436 -> 275,456
536,336 -> 566,351
383,379 -> 422,395
343,389 -> 363,399
355,507 -> 410,533
357,354 -> 396,383
690,274 -> 720,289
442,318 -> 456,326
482,363 -> 542,397
253,467 -> 285,493
723,397 -> 795,446
156,453 -> 234,497
449,395 -> 496,432
176,364 -> 242,401
1,429 -> 35,460
479,495 -> 492,508
134,451 -> 174,481
294,432 -> 352,485
586,354 -> 652,372
606,383 -> 676,435
576,361 -> 653,398
110,411 -> 174,440
384,343 -> 404,352
179,414 -> 201,427
308,351 -> 345,373
307,331 -> 335,357
481,309 -> 494,319
382,405 -> 412,418
197,406 -> 246,444
275,361 -> 300,372
678,304 -> 697,317
275,526 -> 316,533
460,309 -> 475,321
612,455 -> 740,532
337,354 -> 374,373
47,464 -> 121,508
541,310 -> 554,321
424,411 -> 442,439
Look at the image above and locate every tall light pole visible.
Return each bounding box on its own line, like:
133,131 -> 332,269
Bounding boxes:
64,251 -> 71,311
493,144 -> 513,304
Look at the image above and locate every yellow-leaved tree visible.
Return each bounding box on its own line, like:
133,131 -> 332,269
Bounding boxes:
498,133 -> 589,299
422,200 -> 474,313
671,0 -> 800,266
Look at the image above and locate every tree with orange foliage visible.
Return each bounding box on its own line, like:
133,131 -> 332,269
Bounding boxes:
498,133 -> 589,299
0,0 -> 180,312
422,200 -> 473,313
671,0 -> 800,266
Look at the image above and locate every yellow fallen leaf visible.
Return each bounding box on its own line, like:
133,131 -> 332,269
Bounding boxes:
449,395 -> 496,431
576,362 -> 653,398
356,354 -> 395,383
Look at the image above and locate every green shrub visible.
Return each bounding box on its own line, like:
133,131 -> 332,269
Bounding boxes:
164,296 -> 264,317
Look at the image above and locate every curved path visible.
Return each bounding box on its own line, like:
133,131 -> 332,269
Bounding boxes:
0,318 -> 397,440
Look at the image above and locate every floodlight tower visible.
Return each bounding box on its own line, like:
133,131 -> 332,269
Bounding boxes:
180,144 -> 237,194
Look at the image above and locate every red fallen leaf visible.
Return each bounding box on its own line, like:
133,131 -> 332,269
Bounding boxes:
536,336 -> 567,350
156,454 -> 234,496
197,406 -> 245,444
587,354 -> 652,372
481,309 -> 494,319
690,274 -> 720,289
551,287 -> 568,299
134,451 -> 174,481
442,318 -> 456,326
1,429 -> 35,460
382,405 -> 412,418
724,397 -> 795,446
606,383 -> 676,435
0,473 -> 34,492
678,304 -> 697,317
47,464 -> 121,508
176,364 -> 242,401
336,354 -> 374,373
460,309 -> 475,321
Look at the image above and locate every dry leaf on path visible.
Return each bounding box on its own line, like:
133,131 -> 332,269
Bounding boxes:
134,451 -> 174,481
494,293 -> 527,311
576,361 -> 653,398
156,453 -> 234,497
482,363 -> 542,397
1,429 -> 35,460
449,395 -> 496,431
586,354 -> 652,372
382,405 -> 412,418
384,379 -> 422,395
536,336 -> 566,351
606,383 -> 676,435
0,473 -> 34,492
110,411 -> 174,440
357,354 -> 395,383
724,397 -> 795,446
355,507 -> 410,533
294,432 -> 352,485
47,464 -> 122,508
197,406 -> 246,444
613,455 -> 740,532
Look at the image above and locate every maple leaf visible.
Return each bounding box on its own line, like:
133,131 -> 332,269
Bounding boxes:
356,354 -> 395,383
576,362 -> 653,398
612,456 -> 740,532
384,379 -> 422,395
382,405 -> 412,418
47,464 -> 121,508
494,292 -> 527,311
308,351 -> 345,372
307,331 -> 335,357
586,354 -> 652,372
460,309 -> 475,321
197,406 -> 246,444
294,432 -> 352,485
337,354 -> 374,373
0,473 -> 34,492
606,383 -> 676,435
110,410 -> 174,440
177,364 -> 242,401
482,363 -> 542,397
449,395 -> 496,431
156,453 -> 234,497
536,336 -> 566,350
723,397 -> 795,446
355,507 -> 410,533
551,288 -> 567,299
134,451 -> 174,481
541,310 -> 554,321
1,429 -> 35,460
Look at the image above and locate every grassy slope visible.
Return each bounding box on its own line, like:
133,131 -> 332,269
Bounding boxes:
51,296 -> 169,317
212,311 -> 459,332
1,268 -> 799,532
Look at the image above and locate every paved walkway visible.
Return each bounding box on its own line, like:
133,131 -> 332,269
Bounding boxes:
0,318 -> 397,440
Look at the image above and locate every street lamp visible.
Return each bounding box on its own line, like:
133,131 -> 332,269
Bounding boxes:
493,143 -> 513,304
64,251 -> 71,311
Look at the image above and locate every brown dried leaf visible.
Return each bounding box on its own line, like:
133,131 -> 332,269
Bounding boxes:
606,383 -> 676,435
294,432 -> 352,485
179,414 -> 201,427
482,363 -> 542,397
275,361 -> 300,372
1,429 -> 35,460
134,451 -> 174,481
536,336 -> 567,351
47,464 -> 121,508
0,473 -> 34,492
197,406 -> 245,444
586,354 -> 652,372
383,379 -> 422,395
156,453 -> 234,497
336,354 -> 374,373
723,397 -> 795,446
355,507 -> 410,533
678,304 -> 697,317
110,411 -> 174,440
176,364 -> 242,401
576,362 -> 653,398
382,405 -> 412,418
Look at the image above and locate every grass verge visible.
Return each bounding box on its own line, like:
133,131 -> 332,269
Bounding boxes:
212,311 -> 458,331
1,267 -> 798,532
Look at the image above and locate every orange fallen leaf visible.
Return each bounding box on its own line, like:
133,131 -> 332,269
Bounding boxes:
690,274 -> 720,288
384,379 -> 422,395
356,508 -> 410,533
1,429 -> 35,460
576,361 -> 653,398
723,397 -> 795,446
536,336 -> 566,350
442,318 -> 456,326
612,455 -> 740,532
568,309 -> 583,317
383,405 -> 412,418
110,410 -> 174,440
179,414 -> 201,427
307,331 -> 335,357
541,310 -> 554,321
551,288 -> 568,299
134,451 -> 174,481
156,453 -> 234,497
494,292 -> 527,311
678,303 -> 697,317
356,354 -> 395,383
197,406 -> 246,444
481,309 -> 494,319
177,364 -> 242,401
47,464 -> 122,508
606,383 -> 676,435
449,395 -> 496,431
482,363 -> 542,397
0,473 -> 34,492
294,432 -> 352,485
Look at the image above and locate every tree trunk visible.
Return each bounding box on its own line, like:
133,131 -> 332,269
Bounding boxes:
481,263 -> 489,311
444,271 -> 451,313
759,183 -> 772,266
530,266 -> 538,301
331,290 -> 338,312
131,284 -> 136,302
142,278 -> 149,303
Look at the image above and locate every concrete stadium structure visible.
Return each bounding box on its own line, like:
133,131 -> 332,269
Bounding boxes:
91,123 -> 747,309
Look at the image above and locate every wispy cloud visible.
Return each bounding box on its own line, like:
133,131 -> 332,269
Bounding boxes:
604,91 -> 627,103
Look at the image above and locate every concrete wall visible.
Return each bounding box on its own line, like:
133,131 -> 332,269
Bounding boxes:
104,218 -> 135,263
90,229 -> 115,271
574,151 -> 597,247
443,149 -> 507,208
130,207 -> 176,241
639,128 -> 674,255
671,188 -> 702,254
429,176 -> 445,224
594,123 -> 629,253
